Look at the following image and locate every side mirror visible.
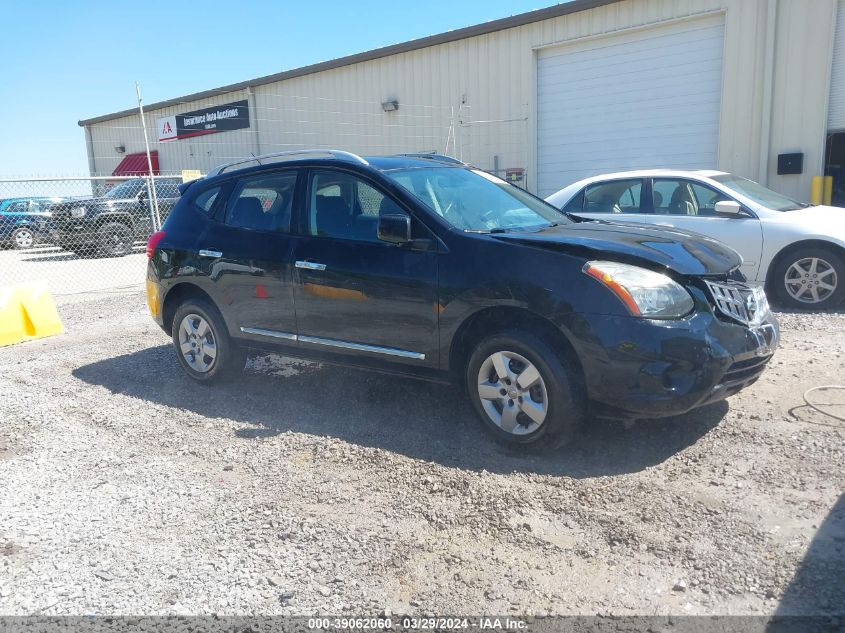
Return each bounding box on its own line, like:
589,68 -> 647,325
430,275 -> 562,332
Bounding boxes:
377,214 -> 411,244
714,200 -> 743,216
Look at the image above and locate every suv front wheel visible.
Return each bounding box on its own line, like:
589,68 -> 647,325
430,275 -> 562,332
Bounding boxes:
172,299 -> 248,383
466,331 -> 582,447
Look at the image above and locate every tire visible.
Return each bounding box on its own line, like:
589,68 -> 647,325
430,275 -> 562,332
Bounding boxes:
465,330 -> 583,448
770,246 -> 845,310
171,298 -> 248,383
11,227 -> 35,250
96,221 -> 133,257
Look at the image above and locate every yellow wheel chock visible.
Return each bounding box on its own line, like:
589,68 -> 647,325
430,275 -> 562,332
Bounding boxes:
0,282 -> 64,347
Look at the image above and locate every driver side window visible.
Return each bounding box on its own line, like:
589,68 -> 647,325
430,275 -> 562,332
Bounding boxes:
307,170 -> 407,243
653,179 -> 730,217
690,182 -> 731,216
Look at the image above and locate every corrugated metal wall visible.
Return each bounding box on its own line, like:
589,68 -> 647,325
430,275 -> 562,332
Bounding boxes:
84,0 -> 838,200
827,0 -> 845,130
767,0 -> 838,195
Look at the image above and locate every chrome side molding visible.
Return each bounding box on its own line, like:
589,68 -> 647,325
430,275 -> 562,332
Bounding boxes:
239,327 -> 424,360
298,335 -> 425,360
239,327 -> 297,341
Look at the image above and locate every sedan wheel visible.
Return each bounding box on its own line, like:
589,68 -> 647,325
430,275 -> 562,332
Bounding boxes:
178,313 -> 218,373
477,350 -> 548,435
783,256 -> 838,305
771,245 -> 845,310
12,227 -> 34,249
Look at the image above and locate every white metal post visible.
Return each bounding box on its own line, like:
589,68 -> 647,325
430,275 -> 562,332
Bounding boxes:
136,81 -> 161,231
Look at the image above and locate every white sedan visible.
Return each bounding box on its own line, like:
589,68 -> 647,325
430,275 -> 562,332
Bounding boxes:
546,170 -> 845,310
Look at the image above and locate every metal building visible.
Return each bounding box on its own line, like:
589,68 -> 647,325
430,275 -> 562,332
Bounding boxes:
79,0 -> 845,202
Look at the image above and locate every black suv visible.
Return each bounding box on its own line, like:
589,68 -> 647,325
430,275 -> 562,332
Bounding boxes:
146,151 -> 778,447
50,177 -> 180,257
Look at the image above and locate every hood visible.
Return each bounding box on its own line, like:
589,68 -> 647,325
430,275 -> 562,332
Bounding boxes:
51,196 -> 135,214
91,196 -> 137,207
493,220 -> 742,276
768,205 -> 845,234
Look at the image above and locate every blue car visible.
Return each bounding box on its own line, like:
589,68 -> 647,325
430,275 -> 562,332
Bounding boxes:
0,197 -> 63,249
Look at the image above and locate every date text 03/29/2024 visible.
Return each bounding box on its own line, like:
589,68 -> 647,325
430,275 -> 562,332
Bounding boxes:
307,617 -> 527,630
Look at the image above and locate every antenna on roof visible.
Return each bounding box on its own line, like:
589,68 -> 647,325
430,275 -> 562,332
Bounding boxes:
250,152 -> 262,165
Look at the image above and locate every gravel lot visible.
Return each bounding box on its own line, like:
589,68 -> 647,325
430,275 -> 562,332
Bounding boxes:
0,292 -> 843,617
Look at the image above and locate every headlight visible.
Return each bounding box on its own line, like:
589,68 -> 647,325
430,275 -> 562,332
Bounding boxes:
583,261 -> 694,319
70,206 -> 86,218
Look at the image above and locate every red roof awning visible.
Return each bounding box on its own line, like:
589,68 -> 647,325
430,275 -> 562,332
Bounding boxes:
112,151 -> 159,176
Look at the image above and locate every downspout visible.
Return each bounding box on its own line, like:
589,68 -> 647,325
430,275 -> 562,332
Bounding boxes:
758,0 -> 778,185
84,126 -> 97,177
247,87 -> 261,157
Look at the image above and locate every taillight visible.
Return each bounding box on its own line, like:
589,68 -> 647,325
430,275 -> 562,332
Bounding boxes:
146,230 -> 166,258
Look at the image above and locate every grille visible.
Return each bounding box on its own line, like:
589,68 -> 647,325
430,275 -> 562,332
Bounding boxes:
704,280 -> 769,325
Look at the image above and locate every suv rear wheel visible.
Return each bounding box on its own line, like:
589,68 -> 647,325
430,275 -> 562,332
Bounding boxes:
466,331 -> 582,447
97,221 -> 133,257
172,298 -> 248,383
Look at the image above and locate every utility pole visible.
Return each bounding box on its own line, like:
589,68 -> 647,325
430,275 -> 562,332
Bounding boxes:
136,81 -> 161,230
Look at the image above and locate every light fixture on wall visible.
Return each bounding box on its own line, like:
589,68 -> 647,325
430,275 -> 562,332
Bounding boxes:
381,99 -> 399,112
115,145 -> 126,154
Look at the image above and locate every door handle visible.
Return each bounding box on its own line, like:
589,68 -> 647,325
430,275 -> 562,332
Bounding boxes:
295,260 -> 326,271
199,249 -> 223,258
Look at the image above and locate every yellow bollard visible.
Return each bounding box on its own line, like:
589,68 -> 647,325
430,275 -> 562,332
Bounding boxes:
810,176 -> 824,205
823,176 -> 833,205
0,282 -> 64,347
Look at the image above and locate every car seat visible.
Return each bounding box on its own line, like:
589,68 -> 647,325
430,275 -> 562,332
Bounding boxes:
315,195 -> 351,237
669,185 -> 696,215
230,197 -> 268,229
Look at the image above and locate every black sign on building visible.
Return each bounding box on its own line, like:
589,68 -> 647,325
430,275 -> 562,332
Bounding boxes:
157,100 -> 250,142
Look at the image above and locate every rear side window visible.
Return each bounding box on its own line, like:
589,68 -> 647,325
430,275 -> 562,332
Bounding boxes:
584,179 -> 643,214
225,171 -> 297,232
193,187 -> 221,214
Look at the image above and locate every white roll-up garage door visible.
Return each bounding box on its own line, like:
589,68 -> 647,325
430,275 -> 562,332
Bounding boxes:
828,0 -> 845,130
536,15 -> 725,197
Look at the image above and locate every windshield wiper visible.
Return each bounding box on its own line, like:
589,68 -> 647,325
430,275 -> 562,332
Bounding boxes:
563,211 -> 590,223
464,227 -> 509,234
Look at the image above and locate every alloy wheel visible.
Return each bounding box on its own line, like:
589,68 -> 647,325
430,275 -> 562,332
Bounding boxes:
107,231 -> 128,255
13,228 -> 33,249
784,257 -> 838,304
476,350 -> 548,435
178,313 -> 218,373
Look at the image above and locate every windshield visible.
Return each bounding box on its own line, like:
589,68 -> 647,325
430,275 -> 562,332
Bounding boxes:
386,167 -> 567,231
712,174 -> 805,211
105,179 -> 146,199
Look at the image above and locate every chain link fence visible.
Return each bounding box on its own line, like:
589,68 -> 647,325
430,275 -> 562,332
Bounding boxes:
0,175 -> 182,299
2,96 -> 529,309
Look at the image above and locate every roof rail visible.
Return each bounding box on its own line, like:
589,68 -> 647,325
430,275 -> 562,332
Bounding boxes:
207,149 -> 369,177
395,152 -> 465,165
